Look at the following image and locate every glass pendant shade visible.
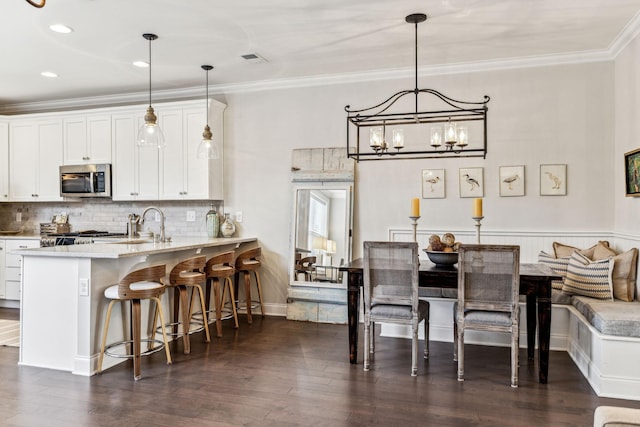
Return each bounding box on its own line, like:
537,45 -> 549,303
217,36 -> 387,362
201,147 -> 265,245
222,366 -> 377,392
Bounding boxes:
197,125 -> 220,159
138,106 -> 165,148
197,64 -> 220,159
137,33 -> 164,148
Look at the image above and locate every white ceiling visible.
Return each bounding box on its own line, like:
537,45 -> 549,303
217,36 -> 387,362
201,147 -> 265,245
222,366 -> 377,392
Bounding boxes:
2,0 -> 640,111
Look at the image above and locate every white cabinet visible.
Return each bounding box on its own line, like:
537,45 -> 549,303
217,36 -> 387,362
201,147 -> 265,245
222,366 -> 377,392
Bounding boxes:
0,240 -> 4,298
63,115 -> 111,164
0,121 -> 8,202
2,239 -> 39,301
159,102 -> 224,200
9,119 -> 64,202
111,113 -> 159,201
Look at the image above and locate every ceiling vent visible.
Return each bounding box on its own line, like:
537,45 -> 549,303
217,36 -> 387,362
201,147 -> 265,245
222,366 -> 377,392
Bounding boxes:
241,53 -> 267,64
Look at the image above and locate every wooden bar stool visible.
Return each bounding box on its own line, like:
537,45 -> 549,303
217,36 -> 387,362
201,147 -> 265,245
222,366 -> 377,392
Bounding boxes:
235,247 -> 264,324
204,251 -> 239,337
98,264 -> 172,381
163,256 -> 211,354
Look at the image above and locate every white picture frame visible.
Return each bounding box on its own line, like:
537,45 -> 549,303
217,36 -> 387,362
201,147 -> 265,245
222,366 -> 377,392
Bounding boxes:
459,167 -> 484,198
422,169 -> 445,198
540,164 -> 567,196
499,165 -> 525,197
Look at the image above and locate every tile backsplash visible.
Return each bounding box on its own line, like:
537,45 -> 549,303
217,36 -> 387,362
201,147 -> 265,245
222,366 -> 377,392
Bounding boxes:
0,200 -> 225,237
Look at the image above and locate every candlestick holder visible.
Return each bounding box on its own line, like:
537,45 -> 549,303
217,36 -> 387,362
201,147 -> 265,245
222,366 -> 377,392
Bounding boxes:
472,216 -> 484,244
409,216 -> 420,243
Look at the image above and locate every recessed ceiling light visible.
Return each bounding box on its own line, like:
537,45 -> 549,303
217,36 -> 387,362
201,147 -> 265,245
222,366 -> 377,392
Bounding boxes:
49,24 -> 73,34
133,61 -> 149,68
41,71 -> 58,78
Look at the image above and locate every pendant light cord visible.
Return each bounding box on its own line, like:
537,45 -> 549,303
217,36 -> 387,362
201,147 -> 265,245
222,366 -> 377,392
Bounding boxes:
148,37 -> 152,108
206,68 -> 209,125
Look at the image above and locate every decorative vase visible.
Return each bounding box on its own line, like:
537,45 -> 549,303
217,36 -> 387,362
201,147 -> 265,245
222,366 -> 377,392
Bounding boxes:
205,205 -> 219,238
220,213 -> 236,238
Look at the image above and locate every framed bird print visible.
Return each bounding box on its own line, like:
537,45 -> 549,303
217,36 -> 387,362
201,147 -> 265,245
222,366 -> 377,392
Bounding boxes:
499,165 -> 525,197
459,167 -> 484,198
540,164 -> 567,196
422,169 -> 445,198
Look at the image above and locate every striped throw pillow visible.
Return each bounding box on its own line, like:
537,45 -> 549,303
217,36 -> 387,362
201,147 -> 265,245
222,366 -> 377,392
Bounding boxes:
562,251 -> 614,300
538,251 -> 570,290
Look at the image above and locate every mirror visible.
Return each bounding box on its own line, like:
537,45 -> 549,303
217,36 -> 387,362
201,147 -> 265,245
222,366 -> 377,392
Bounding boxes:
290,184 -> 352,284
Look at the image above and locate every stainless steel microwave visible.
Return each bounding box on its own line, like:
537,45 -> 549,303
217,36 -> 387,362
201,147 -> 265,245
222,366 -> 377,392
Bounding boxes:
60,163 -> 112,198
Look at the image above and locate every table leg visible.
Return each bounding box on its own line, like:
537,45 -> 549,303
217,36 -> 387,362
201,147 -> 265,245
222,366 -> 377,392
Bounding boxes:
347,272 -> 360,364
526,294 -> 536,360
537,293 -> 551,384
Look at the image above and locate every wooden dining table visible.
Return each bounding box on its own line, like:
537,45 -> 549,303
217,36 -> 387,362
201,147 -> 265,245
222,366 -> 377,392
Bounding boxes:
339,259 -> 560,384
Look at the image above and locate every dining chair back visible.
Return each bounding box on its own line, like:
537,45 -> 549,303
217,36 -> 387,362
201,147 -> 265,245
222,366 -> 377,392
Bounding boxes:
454,244 -> 520,387
363,241 -> 429,376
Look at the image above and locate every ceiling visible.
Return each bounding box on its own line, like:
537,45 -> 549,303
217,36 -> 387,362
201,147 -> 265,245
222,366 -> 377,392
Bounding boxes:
2,0 -> 640,112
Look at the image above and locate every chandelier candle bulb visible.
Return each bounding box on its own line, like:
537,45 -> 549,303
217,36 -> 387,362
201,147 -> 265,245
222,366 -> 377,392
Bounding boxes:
457,126 -> 468,147
392,129 -> 404,148
444,122 -> 457,144
370,127 -> 383,148
473,198 -> 483,217
411,198 -> 420,217
430,127 -> 442,147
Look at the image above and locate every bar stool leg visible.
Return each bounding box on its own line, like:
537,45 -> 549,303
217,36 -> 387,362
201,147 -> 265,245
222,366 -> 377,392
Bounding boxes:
132,299 -> 142,380
213,278 -> 223,338
178,285 -> 191,354
253,271 -> 265,317
225,277 -> 239,329
98,300 -> 117,374
192,283 -> 211,343
243,271 -> 253,324
151,296 -> 172,365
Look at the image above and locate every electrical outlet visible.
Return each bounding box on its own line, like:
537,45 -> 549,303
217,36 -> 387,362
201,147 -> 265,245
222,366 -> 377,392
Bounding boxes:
186,211 -> 196,222
235,211 -> 243,223
79,278 -> 89,296
154,212 -> 161,222
16,212 -> 21,222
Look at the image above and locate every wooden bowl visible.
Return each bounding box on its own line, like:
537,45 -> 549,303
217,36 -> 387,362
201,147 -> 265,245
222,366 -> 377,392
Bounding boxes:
424,250 -> 458,266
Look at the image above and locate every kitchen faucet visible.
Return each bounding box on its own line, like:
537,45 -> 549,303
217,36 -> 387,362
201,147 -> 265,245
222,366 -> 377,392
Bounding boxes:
140,206 -> 166,243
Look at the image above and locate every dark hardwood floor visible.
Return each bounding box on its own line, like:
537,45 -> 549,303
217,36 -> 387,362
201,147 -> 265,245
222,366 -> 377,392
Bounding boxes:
0,310 -> 638,426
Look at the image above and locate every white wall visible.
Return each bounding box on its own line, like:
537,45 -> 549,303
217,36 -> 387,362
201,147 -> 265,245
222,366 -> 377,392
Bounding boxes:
220,61 -> 615,305
615,32 -> 640,237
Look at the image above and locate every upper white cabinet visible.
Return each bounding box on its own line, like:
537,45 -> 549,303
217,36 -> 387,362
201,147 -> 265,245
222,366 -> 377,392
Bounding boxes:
63,115 -> 111,164
9,119 -> 64,202
159,100 -> 225,200
111,113 -> 159,201
0,121 -> 8,202
3,99 -> 225,202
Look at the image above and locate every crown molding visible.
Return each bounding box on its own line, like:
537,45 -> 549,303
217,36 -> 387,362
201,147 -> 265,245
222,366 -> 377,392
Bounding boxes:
3,14 -> 640,115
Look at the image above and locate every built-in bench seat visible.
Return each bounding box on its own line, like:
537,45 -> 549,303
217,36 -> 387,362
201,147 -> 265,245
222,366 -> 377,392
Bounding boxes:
570,296 -> 640,338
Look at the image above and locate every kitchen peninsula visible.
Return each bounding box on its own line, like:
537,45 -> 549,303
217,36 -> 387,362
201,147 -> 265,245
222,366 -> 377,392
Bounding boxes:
12,236 -> 257,376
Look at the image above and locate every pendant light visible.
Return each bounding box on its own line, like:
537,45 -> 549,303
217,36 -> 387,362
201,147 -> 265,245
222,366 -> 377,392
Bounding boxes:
137,33 -> 165,148
197,65 -> 220,159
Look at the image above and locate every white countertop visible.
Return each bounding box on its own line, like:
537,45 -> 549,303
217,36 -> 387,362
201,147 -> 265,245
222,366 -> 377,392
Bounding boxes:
0,233 -> 40,240
10,236 -> 257,259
